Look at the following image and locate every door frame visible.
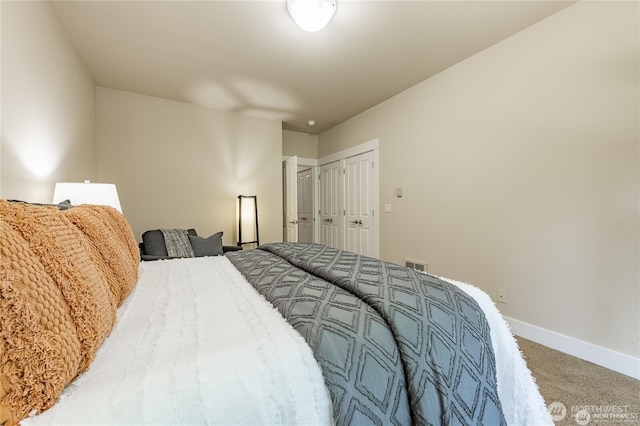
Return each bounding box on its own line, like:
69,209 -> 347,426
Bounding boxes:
282,156 -> 319,243
282,156 -> 299,242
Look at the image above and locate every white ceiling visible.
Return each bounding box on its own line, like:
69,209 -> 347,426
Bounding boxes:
49,0 -> 575,134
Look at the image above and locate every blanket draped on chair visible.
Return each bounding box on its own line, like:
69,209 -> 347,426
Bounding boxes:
160,229 -> 194,258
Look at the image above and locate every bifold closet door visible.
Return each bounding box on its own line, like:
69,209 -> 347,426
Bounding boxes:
319,161 -> 342,249
344,151 -> 375,257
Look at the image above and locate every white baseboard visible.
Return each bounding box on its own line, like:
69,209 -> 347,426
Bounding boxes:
505,316 -> 640,380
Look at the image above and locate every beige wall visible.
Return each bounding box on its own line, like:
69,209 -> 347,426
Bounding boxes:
283,130 -> 318,159
319,1 -> 639,358
1,1 -> 96,202
97,88 -> 283,245
0,0 -> 285,247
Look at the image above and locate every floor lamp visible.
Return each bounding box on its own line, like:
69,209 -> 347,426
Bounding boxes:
237,195 -> 259,248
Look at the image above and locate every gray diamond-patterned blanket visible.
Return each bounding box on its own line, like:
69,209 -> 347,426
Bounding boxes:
227,243 -> 506,426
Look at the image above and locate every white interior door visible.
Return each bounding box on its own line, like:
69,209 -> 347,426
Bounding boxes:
297,168 -> 314,243
319,161 -> 342,249
344,151 -> 376,256
283,156 -> 298,242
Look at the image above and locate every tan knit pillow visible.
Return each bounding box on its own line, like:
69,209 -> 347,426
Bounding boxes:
63,205 -> 139,306
0,201 -> 142,423
95,205 -> 141,268
0,201 -> 116,371
0,220 -> 82,423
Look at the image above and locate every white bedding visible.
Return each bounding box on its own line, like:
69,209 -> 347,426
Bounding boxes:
24,256 -> 333,425
24,256 -> 551,426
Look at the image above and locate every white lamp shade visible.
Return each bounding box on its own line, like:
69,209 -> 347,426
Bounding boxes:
53,182 -> 122,213
287,0 -> 336,32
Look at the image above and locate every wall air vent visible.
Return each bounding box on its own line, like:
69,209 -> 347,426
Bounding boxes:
405,259 -> 428,274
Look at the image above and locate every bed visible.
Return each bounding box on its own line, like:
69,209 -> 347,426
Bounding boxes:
0,200 -> 552,425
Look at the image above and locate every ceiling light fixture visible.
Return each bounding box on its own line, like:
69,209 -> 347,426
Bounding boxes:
287,0 -> 336,32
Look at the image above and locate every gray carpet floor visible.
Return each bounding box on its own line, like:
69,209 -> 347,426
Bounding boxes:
516,336 -> 640,425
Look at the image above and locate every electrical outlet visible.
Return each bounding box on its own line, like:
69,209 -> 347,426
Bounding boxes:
497,289 -> 507,304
